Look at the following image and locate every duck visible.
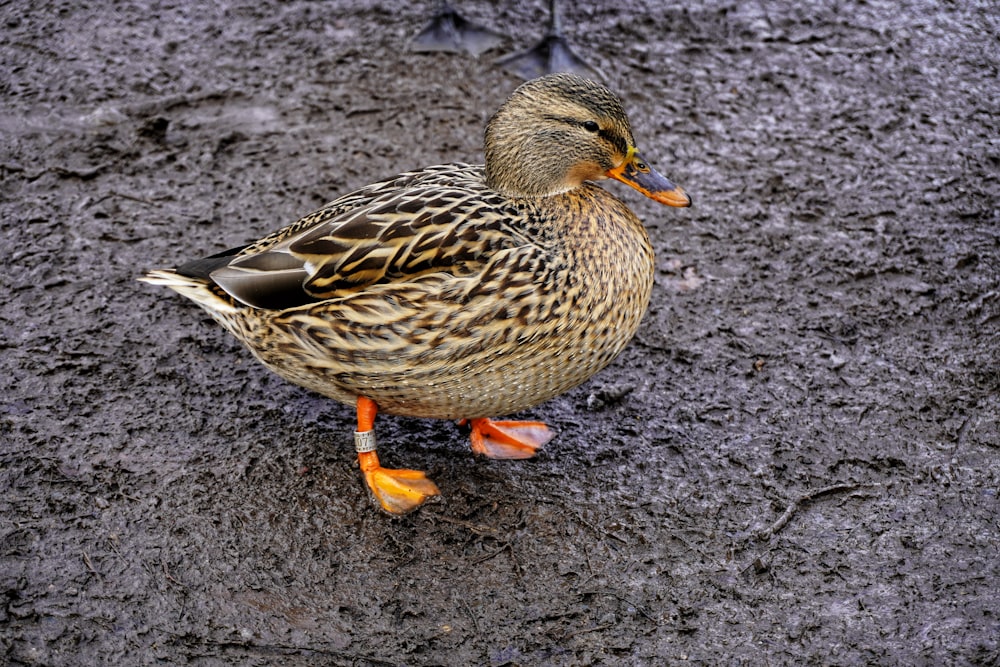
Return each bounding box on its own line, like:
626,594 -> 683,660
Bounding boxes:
140,73 -> 690,515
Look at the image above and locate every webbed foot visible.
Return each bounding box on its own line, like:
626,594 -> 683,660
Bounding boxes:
466,418 -> 555,460
494,0 -> 603,80
355,397 -> 440,515
411,1 -> 506,57
359,452 -> 441,515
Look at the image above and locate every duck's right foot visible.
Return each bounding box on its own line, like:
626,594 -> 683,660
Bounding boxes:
495,32 -> 603,81
465,417 -> 555,460
494,0 -> 603,80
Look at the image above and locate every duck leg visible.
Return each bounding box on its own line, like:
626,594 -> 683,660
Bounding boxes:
355,396 -> 440,514
467,418 -> 555,460
495,0 -> 603,80
410,1 -> 506,57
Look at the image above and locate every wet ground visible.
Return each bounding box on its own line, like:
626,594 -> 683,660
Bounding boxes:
2,0 -> 999,664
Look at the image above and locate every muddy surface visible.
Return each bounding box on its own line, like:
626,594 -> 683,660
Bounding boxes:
3,0 -> 998,664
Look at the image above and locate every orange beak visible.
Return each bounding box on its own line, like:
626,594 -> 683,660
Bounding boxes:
606,147 -> 691,207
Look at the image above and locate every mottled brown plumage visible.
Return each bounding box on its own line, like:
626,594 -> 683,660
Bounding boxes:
141,73 -> 690,513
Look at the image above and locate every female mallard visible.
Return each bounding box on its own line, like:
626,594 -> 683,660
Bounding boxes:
141,73 -> 690,514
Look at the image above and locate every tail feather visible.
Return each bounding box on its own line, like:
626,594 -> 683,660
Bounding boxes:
139,269 -> 241,315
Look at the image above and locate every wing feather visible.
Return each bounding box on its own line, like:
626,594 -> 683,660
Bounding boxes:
207,164 -> 532,309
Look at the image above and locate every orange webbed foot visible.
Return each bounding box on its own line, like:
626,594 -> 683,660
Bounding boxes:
359,454 -> 441,515
466,418 -> 555,460
355,396 -> 440,515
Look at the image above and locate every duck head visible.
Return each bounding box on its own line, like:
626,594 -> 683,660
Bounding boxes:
484,73 -> 691,207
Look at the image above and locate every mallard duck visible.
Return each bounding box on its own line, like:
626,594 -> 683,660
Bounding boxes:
141,73 -> 690,514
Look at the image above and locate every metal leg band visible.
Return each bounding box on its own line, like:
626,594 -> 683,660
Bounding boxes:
354,430 -> 377,453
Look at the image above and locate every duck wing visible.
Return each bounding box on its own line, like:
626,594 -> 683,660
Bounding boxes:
196,164 -> 530,310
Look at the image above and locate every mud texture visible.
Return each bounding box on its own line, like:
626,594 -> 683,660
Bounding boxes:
2,1 -> 999,665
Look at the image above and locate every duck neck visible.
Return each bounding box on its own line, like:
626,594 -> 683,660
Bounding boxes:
483,116 -> 585,198
484,152 -> 577,200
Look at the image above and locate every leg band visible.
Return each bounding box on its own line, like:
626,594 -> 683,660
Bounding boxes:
354,430 -> 377,454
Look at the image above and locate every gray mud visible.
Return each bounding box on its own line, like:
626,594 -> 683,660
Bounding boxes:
2,1 -> 998,664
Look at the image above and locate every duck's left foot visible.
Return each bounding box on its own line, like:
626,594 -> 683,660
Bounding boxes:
411,1 -> 506,57
354,396 -> 440,515
466,418 -> 555,460
359,450 -> 441,515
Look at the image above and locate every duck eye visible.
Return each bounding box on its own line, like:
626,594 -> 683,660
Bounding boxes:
582,120 -> 600,133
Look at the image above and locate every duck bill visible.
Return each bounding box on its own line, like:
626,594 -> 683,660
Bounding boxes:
606,148 -> 691,207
